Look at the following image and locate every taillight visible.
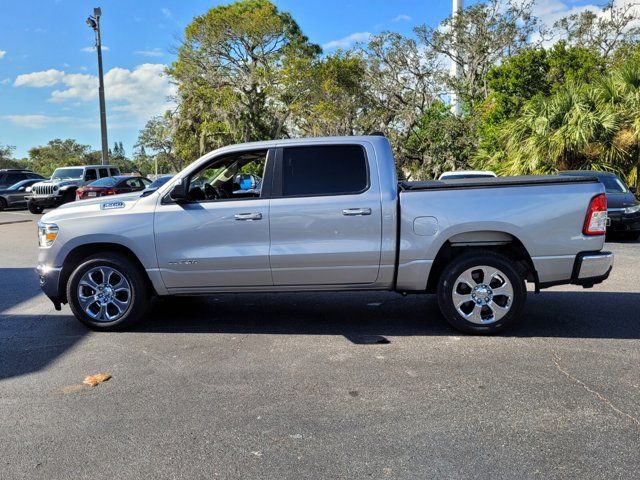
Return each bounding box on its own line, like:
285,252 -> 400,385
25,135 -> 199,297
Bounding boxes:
583,193 -> 607,235
76,190 -> 83,199
104,189 -> 116,195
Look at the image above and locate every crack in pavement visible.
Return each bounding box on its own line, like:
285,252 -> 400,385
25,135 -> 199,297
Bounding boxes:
551,351 -> 640,429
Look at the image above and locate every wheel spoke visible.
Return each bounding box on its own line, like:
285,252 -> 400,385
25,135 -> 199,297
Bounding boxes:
492,282 -> 513,297
488,301 -> 510,321
452,291 -> 472,307
465,305 -> 483,323
458,272 -> 477,288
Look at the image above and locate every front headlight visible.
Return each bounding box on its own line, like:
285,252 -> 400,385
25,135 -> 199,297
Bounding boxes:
38,222 -> 59,247
624,204 -> 640,214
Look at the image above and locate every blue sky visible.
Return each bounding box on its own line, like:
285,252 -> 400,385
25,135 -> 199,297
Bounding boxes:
0,0 -> 601,158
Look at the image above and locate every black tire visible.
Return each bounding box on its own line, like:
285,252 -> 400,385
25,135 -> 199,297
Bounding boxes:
62,189 -> 76,204
28,202 -> 44,214
0,197 -> 6,211
623,231 -> 640,241
66,253 -> 150,331
437,251 -> 527,335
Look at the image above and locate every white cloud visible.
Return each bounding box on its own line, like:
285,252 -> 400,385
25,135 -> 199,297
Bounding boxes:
0,50 -> 6,59
3,115 -> 74,129
392,14 -> 412,23
134,48 -> 164,57
322,32 -> 371,50
161,7 -> 171,18
1,78 -> 10,85
14,69 -> 66,87
81,45 -> 109,53
13,64 -> 176,121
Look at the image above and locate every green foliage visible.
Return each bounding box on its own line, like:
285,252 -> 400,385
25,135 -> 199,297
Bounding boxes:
404,102 -> 478,180
0,144 -> 20,169
135,112 -> 183,174
23,139 -> 94,176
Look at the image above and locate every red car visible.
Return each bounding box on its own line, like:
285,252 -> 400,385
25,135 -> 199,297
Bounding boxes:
76,176 -> 151,200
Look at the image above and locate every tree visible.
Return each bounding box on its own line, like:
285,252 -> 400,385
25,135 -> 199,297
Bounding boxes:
24,139 -> 93,176
358,32 -> 440,166
168,0 -> 320,159
136,112 -> 184,173
416,0 -> 538,109
404,101 -> 477,180
0,144 -> 20,169
554,1 -> 640,59
284,52 -> 368,137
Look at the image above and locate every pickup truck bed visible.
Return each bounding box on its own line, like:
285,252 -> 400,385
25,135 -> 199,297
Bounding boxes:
400,175 -> 599,190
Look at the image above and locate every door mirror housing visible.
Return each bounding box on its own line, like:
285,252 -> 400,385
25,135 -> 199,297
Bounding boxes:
169,180 -> 189,202
630,186 -> 637,195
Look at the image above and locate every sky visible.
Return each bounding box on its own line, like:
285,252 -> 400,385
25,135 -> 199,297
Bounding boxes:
0,0 -> 611,158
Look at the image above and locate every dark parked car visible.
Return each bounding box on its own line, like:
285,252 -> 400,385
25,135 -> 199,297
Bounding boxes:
559,170 -> 640,239
75,176 -> 151,200
0,179 -> 43,210
140,174 -> 173,197
0,169 -> 44,189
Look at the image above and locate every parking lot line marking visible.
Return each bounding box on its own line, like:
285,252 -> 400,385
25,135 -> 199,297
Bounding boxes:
0,219 -> 32,226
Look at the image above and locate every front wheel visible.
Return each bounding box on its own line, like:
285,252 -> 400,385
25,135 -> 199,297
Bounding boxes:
66,253 -> 150,331
437,251 -> 527,334
28,202 -> 44,214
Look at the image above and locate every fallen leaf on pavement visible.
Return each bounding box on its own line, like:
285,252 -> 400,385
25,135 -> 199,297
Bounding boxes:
83,373 -> 112,387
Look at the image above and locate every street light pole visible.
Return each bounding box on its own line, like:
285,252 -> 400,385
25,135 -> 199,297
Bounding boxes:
87,7 -> 108,165
450,0 -> 463,116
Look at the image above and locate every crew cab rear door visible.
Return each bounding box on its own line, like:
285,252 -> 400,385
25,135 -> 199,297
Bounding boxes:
268,143 -> 382,285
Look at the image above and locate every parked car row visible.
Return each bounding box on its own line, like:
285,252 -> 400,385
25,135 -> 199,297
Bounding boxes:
0,167 -> 173,213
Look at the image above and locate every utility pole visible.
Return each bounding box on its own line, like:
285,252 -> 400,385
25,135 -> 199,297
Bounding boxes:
86,7 -> 108,165
450,0 -> 463,116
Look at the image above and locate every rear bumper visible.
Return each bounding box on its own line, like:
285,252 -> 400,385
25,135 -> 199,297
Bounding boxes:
538,251 -> 613,289
571,251 -> 613,287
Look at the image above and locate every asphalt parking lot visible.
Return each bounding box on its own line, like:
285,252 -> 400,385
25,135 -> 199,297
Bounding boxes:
1,209 -> 639,480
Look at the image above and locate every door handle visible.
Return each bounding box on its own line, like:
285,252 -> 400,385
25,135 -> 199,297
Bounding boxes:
342,208 -> 372,216
234,212 -> 262,221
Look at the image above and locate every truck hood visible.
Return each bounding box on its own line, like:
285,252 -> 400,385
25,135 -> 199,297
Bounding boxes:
41,192 -> 142,223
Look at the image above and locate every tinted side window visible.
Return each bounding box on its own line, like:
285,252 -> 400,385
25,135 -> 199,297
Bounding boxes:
110,168 -> 119,176
281,145 -> 368,197
5,173 -> 25,184
85,169 -> 97,181
99,168 -> 109,178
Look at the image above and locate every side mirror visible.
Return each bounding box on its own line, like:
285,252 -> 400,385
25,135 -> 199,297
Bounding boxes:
630,186 -> 637,194
169,180 -> 189,202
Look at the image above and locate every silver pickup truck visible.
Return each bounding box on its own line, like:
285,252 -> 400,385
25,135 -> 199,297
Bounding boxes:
35,136 -> 613,334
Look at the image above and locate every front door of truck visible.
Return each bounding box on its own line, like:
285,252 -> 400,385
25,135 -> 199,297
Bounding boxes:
268,143 -> 382,285
154,149 -> 274,290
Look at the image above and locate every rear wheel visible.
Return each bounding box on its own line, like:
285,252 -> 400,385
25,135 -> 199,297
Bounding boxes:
437,251 -> 527,334
67,253 -> 150,331
28,202 -> 44,214
62,189 -> 76,204
0,198 -> 6,211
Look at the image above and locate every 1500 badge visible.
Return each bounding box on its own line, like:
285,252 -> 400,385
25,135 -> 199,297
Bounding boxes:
100,201 -> 125,210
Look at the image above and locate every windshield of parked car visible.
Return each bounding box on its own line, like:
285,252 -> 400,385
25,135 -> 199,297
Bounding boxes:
51,168 -> 83,180
148,176 -> 173,189
599,176 -> 628,194
89,177 -> 118,187
7,180 -> 33,190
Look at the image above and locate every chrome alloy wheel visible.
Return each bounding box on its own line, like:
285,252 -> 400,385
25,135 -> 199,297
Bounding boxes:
451,265 -> 514,325
77,266 -> 132,322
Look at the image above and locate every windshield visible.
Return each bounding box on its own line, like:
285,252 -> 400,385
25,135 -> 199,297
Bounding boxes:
8,180 -> 31,190
89,177 -> 118,187
148,176 -> 173,189
51,168 -> 83,180
600,176 -> 628,194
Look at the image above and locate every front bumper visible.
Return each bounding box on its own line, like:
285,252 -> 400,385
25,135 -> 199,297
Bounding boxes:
28,195 -> 65,208
607,209 -> 640,232
36,263 -> 63,310
571,251 -> 613,287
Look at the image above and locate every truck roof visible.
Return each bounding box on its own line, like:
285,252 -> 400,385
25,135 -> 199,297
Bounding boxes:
54,165 -> 119,169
